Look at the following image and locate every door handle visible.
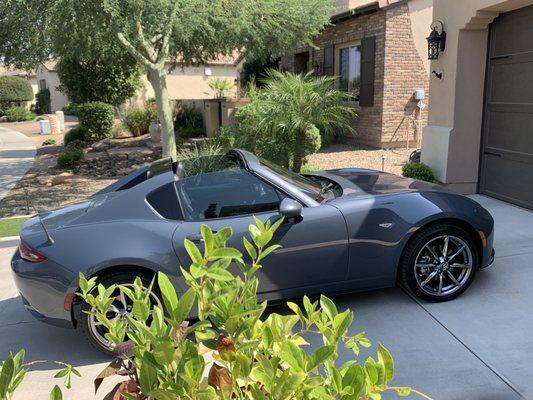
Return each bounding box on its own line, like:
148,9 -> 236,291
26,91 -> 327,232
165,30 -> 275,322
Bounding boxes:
186,234 -> 204,243
186,231 -> 218,243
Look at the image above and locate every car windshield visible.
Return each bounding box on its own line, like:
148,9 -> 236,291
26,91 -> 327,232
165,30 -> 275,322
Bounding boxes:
259,158 -> 323,200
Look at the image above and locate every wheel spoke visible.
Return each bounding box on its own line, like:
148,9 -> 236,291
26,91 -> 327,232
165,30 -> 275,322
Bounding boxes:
446,271 -> 461,286
437,274 -> 444,294
416,263 -> 434,269
425,245 -> 441,262
442,236 -> 449,258
449,263 -> 471,270
447,245 -> 466,262
421,271 -> 438,287
119,290 -> 128,310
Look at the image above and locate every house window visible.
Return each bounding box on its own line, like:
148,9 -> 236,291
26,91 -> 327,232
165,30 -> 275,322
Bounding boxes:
38,79 -> 47,91
337,42 -> 361,101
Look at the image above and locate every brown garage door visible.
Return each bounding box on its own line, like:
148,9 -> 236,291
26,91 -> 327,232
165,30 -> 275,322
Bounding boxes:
480,6 -> 533,210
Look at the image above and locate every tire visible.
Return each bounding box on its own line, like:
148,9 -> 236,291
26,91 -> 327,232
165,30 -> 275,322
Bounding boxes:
399,224 -> 479,302
78,270 -> 161,355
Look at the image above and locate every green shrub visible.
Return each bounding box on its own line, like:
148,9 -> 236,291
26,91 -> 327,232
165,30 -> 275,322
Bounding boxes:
61,102 -> 78,116
174,103 -> 203,131
35,88 -> 51,115
123,104 -> 157,136
64,126 -> 87,146
235,71 -> 355,171
5,106 -> 35,122
212,126 -> 236,149
109,122 -> 128,138
402,162 -> 435,182
57,147 -> 84,168
0,76 -> 34,105
77,220 -> 424,400
76,102 -> 114,143
42,138 -> 56,146
180,125 -> 205,138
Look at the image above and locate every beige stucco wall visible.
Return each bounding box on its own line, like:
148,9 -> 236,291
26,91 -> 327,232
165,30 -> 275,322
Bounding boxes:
137,64 -> 240,103
422,0 -> 533,192
36,66 -> 69,112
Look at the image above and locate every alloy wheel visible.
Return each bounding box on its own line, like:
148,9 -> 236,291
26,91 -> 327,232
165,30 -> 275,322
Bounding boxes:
88,284 -> 163,350
414,235 -> 473,297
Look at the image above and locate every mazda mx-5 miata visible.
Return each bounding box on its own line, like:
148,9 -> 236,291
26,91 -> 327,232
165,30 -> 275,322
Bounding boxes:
12,149 -> 495,353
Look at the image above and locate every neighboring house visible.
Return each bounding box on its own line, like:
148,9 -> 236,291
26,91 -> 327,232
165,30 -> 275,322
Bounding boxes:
137,54 -> 245,103
0,65 -> 39,105
37,55 -> 244,113
36,60 -> 68,113
280,0 -> 433,148
422,0 -> 533,211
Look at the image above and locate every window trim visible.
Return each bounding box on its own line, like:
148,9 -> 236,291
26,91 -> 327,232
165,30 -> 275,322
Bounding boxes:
335,40 -> 362,104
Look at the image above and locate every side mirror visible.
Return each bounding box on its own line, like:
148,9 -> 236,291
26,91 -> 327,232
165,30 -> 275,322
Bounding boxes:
279,198 -> 303,220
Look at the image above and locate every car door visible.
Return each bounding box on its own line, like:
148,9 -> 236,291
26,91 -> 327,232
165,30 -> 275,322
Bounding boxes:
170,158 -> 349,296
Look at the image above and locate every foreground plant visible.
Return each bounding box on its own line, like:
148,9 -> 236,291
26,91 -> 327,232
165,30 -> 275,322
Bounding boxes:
0,350 -> 80,400
78,218 -> 431,400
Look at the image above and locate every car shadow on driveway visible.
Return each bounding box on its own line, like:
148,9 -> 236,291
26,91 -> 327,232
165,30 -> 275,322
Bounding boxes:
0,295 -> 109,370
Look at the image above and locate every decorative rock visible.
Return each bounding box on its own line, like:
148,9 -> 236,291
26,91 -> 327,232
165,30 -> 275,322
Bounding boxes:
90,138 -> 112,152
0,116 -> 7,123
51,172 -> 74,186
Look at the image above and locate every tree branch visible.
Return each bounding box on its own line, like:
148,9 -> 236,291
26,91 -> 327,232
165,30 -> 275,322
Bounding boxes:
158,0 -> 181,63
134,16 -> 158,63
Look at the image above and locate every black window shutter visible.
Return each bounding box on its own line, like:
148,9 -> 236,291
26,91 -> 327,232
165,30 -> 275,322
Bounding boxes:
360,36 -> 376,107
323,45 -> 335,76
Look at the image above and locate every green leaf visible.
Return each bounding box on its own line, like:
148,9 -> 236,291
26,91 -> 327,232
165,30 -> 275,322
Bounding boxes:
157,272 -> 178,313
132,299 -> 150,321
395,387 -> 412,397
153,341 -> 175,365
257,244 -> 281,262
184,238 -> 203,264
201,224 -> 214,255
243,237 -> 257,260
138,364 -> 158,394
280,341 -> 306,373
49,385 -> 63,400
307,345 -> 335,372
320,295 -> 338,321
0,355 -> 14,398
174,288 -> 196,322
364,358 -> 378,386
206,267 -> 234,281
377,344 -> 394,382
208,247 -> 242,260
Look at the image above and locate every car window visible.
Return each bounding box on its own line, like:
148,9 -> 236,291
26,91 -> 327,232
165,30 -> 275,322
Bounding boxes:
176,154 -> 281,220
146,183 -> 183,220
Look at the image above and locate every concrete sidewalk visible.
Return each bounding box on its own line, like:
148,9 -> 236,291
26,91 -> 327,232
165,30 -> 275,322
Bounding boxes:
0,126 -> 36,200
0,195 -> 531,399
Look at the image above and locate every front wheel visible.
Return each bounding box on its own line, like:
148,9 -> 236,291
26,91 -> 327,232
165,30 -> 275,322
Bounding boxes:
78,271 -> 163,355
399,224 -> 479,302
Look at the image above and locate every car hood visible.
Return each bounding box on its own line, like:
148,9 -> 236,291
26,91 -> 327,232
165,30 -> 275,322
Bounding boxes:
311,168 -> 446,198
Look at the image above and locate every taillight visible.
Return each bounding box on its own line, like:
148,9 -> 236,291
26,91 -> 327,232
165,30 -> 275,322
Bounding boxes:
19,242 -> 47,263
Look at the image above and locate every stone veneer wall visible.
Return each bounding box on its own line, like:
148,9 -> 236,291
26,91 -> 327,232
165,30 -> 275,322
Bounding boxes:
280,2 -> 429,148
382,2 -> 429,148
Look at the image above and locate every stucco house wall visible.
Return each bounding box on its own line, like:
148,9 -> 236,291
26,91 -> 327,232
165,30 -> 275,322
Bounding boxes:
36,62 -> 69,112
422,0 -> 533,193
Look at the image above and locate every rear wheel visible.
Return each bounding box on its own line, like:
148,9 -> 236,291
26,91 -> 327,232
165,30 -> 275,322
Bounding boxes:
78,271 -> 162,355
399,224 -> 479,302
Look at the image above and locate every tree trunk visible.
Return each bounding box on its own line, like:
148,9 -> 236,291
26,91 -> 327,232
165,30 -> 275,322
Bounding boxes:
147,67 -> 177,160
292,129 -> 306,172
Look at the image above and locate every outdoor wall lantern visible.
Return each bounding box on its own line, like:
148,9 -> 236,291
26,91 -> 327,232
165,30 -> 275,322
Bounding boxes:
427,21 -> 446,60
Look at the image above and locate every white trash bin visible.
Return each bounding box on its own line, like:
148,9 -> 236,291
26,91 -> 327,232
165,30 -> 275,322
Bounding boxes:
39,120 -> 51,135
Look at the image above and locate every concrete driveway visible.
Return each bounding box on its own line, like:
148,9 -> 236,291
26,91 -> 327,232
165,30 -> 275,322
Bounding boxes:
0,126 -> 36,200
0,195 -> 531,399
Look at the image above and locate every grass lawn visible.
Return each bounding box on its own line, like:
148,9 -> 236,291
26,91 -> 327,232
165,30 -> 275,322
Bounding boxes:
0,217 -> 29,238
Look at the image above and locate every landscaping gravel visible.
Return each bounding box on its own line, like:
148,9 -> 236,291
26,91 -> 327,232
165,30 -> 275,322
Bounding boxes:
307,143 -> 414,175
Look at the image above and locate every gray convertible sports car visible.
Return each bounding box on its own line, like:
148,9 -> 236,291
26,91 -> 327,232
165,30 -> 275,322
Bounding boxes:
11,149 -> 495,353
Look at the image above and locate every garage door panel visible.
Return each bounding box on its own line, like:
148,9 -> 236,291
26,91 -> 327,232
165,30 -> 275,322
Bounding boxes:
491,6 -> 533,56
481,156 -> 533,209
486,110 -> 533,154
481,5 -> 533,210
489,61 -> 533,103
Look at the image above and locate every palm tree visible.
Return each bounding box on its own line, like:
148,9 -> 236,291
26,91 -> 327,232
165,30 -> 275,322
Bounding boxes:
238,70 -> 355,172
